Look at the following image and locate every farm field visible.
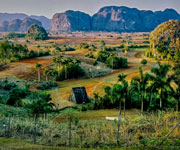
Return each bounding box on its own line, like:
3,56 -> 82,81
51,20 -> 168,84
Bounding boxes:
0,32 -> 154,108
0,31 -> 179,149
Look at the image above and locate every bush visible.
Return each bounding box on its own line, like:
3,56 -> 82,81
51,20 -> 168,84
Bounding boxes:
36,81 -> 58,90
0,79 -> 17,90
97,51 -> 110,63
6,87 -> 29,106
85,51 -> 94,58
141,59 -> 148,65
106,57 -> 128,69
56,63 -> 85,81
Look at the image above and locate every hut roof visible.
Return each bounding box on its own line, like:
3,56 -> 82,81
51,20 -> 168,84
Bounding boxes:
72,87 -> 89,104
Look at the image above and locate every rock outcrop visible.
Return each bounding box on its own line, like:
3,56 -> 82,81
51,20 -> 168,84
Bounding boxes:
26,24 -> 48,40
8,19 -> 22,32
19,17 -> 42,32
50,6 -> 180,33
0,21 -> 9,32
51,10 -> 91,32
92,6 -> 180,32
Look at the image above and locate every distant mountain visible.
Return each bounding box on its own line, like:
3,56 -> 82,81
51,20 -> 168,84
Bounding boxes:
92,6 -> 180,32
30,15 -> 51,30
0,13 -> 28,22
50,6 -> 180,33
0,13 -> 51,30
0,17 -> 42,32
51,10 -> 91,33
19,17 -> 42,32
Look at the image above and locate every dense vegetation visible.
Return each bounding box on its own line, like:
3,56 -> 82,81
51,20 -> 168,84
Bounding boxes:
0,41 -> 50,65
37,56 -> 86,81
148,20 -> 180,62
3,32 -> 26,39
26,24 -> 48,41
94,63 -> 180,112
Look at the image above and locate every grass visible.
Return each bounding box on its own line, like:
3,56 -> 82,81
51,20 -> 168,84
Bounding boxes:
53,109 -> 140,122
1,137 -> 180,150
0,137 -> 80,150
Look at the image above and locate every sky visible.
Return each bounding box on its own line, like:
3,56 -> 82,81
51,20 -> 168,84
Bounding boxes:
0,0 -> 180,18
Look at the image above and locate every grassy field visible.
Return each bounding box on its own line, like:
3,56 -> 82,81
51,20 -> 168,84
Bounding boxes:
2,137 -> 179,150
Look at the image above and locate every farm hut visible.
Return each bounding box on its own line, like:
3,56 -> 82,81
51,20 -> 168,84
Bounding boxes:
69,87 -> 89,104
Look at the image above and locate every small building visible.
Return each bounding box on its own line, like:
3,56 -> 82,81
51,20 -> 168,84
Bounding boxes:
69,87 -> 89,104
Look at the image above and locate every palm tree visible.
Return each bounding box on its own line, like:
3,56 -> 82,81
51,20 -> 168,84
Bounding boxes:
110,53 -> 118,69
43,68 -> 49,81
61,59 -> 69,80
149,62 -> 172,109
53,55 -> 63,76
132,67 -> 150,114
117,73 -> 128,145
36,63 -> 42,82
49,69 -> 58,81
172,64 -> 180,111
118,73 -> 128,118
28,92 -> 54,143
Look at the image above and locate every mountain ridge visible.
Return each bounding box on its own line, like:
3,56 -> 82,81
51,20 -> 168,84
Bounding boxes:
51,6 -> 180,33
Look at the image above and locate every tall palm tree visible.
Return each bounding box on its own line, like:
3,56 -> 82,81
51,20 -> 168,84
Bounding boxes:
36,63 -> 42,82
50,69 -> 58,81
53,55 -> 63,76
132,67 -> 150,114
28,92 -> 54,143
118,73 -> 128,118
110,52 -> 118,69
116,73 -> 128,145
172,64 -> 180,111
61,59 -> 69,80
149,62 -> 172,109
43,68 -> 49,81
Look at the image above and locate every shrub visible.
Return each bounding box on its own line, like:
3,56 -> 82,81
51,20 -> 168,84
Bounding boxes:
36,81 -> 58,90
141,59 -> 148,65
106,57 -> 128,69
56,63 -> 85,81
97,51 -> 110,63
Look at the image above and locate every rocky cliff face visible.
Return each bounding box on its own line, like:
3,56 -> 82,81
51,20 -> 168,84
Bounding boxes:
92,6 -> 180,32
92,6 -> 145,32
19,17 -> 42,32
50,6 -> 180,33
8,19 -> 22,32
30,15 -> 51,30
0,21 -> 9,32
51,10 -> 91,32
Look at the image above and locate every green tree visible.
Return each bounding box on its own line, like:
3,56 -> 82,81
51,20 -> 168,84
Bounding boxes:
149,62 -> 172,109
141,59 -> 148,66
36,63 -> 42,82
117,73 -> 128,145
132,67 -> 150,114
43,68 -> 49,81
172,64 -> 180,111
28,92 -> 54,143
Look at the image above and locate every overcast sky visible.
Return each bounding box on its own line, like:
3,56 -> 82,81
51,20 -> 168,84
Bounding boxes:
0,0 -> 180,18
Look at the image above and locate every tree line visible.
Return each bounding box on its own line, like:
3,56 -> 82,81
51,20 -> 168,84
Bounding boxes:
94,62 -> 180,113
0,40 -> 50,65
